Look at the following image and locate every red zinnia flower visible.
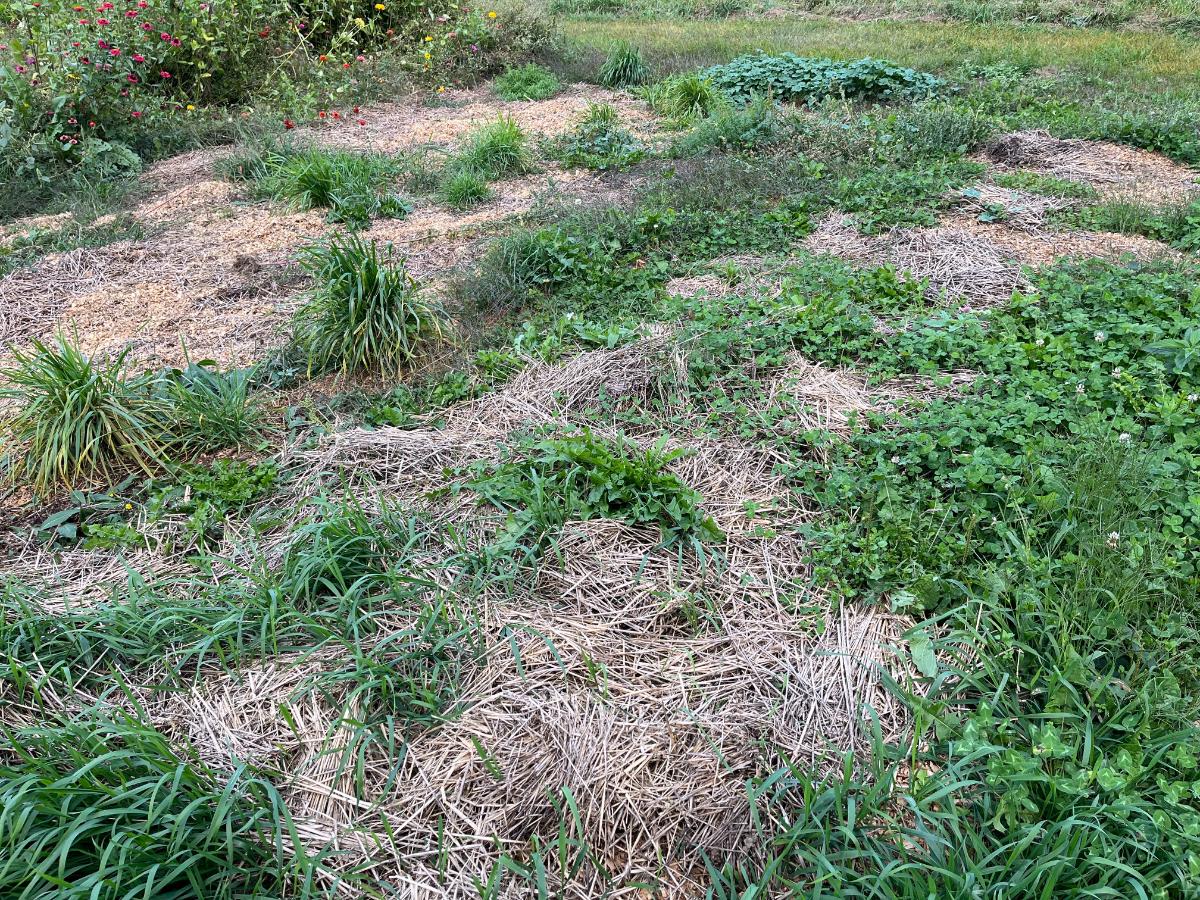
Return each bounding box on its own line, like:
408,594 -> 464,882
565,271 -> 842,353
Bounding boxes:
97,38 -> 107,47
109,47 -> 121,56
88,120 -> 96,127
133,53 -> 144,61
125,10 -> 138,17
284,119 -> 295,129
131,110 -> 143,117
127,73 -> 138,82
159,70 -> 170,78
318,110 -> 326,118
357,118 -> 365,126
141,22 -> 152,29
160,31 -> 170,39
342,61 -> 350,68
332,111 -> 341,119
352,106 -> 360,113
96,16 -> 109,22
171,38 -> 180,46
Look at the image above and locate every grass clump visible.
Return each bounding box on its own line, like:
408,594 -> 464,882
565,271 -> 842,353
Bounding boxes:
649,72 -> 723,122
598,41 -> 651,88
455,116 -> 535,181
159,360 -> 263,454
225,145 -> 409,229
294,234 -> 449,378
0,710 -> 326,899
993,169 -> 1099,200
0,339 -> 169,494
440,169 -> 493,208
466,429 -> 723,551
1063,197 -> 1200,251
493,63 -> 562,100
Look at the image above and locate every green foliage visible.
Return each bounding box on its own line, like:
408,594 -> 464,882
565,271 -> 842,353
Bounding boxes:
455,115 -> 535,180
257,148 -> 408,229
0,709 -> 327,900
1063,197 -> 1200,252
992,169 -> 1099,200
672,94 -> 784,156
0,338 -> 169,493
466,429 -> 723,550
294,235 -> 448,378
703,54 -> 942,104
650,73 -> 722,122
493,63 -> 561,101
883,101 -> 999,157
0,215 -> 143,277
553,113 -> 647,171
833,158 -> 985,232
159,360 -> 264,453
767,260 -> 1200,602
598,41 -> 651,88
440,168 -> 493,207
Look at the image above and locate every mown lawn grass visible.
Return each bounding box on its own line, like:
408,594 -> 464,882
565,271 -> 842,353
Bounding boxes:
562,15 -> 1200,90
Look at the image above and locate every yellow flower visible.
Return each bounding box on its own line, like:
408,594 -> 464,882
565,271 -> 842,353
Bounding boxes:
424,35 -> 432,41
423,51 -> 431,59
437,85 -> 446,92
487,9 -> 497,17
354,16 -> 365,26
185,104 -> 195,111
124,503 -> 133,510
374,2 -> 385,7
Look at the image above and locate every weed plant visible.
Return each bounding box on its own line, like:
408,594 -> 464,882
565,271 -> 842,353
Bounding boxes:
493,64 -> 562,100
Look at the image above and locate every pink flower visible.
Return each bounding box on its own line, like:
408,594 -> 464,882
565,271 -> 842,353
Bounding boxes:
15,64 -> 25,73
356,54 -> 365,62
96,38 -> 107,47
357,118 -> 366,126
109,47 -> 121,56
67,117 -> 77,124
127,73 -> 138,82
131,110 -> 142,117
125,10 -> 138,17
141,22 -> 152,30
137,0 -> 147,6
79,18 -> 90,23
159,70 -> 170,78
160,31 -> 170,39
170,38 -> 180,46
133,53 -> 144,61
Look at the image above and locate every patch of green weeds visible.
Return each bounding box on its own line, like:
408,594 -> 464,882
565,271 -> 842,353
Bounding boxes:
493,63 -> 562,101
993,169 -> 1099,200
552,106 -> 648,171
464,429 -> 723,553
833,158 -> 986,232
0,215 -> 144,277
1061,197 -> 1200,252
598,41 -> 651,87
703,54 -> 942,104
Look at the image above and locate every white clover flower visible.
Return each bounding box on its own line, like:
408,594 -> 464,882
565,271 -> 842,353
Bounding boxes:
1189,393 -> 1199,403
1076,383 -> 1085,395
1035,338 -> 1045,347
890,455 -> 901,464
1119,433 -> 1131,443
1094,331 -> 1106,342
1111,368 -> 1122,378
1107,531 -> 1120,549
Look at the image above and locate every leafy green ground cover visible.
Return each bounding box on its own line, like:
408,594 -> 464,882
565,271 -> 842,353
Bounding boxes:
3,5 -> 1200,897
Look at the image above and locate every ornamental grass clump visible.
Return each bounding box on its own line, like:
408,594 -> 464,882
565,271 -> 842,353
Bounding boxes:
295,235 -> 449,378
0,337 -> 170,493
